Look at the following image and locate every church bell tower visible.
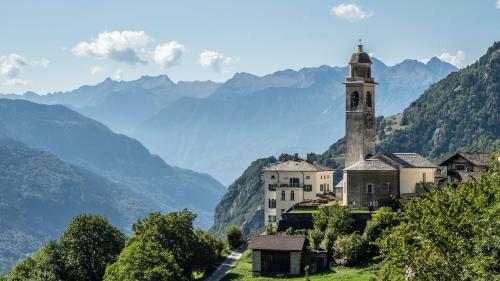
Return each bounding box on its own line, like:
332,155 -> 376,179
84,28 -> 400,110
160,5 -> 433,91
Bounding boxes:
345,41 -> 376,168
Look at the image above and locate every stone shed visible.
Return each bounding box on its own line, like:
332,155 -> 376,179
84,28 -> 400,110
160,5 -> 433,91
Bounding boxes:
248,235 -> 306,276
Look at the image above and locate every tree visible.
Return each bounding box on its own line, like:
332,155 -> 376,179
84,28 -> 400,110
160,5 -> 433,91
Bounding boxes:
363,207 -> 400,257
312,203 -> 354,251
131,210 -> 199,279
333,233 -> 366,266
192,229 -> 222,275
58,215 -> 126,281
225,225 -> 243,250
377,155 -> 500,280
8,241 -> 64,281
103,240 -> 185,281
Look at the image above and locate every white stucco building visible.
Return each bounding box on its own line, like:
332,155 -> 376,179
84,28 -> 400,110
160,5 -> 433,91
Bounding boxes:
263,154 -> 334,226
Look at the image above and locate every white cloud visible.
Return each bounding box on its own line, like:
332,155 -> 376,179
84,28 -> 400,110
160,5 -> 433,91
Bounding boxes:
154,41 -> 187,69
331,3 -> 373,22
113,69 -> 123,80
72,31 -> 151,64
199,50 -> 234,73
496,0 -> 500,9
31,58 -> 50,68
3,78 -> 31,86
90,66 -> 105,75
0,54 -> 28,79
438,50 -> 466,67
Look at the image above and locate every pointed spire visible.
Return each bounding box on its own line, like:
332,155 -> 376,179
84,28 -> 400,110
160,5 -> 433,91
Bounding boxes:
358,38 -> 363,52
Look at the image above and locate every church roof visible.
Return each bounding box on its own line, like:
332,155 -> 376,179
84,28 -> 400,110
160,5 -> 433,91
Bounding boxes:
345,153 -> 436,171
263,159 -> 333,172
382,153 -> 437,168
344,158 -> 397,171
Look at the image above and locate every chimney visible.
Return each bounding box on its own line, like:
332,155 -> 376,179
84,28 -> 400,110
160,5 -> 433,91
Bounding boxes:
293,153 -> 299,161
282,154 -> 289,161
306,153 -> 314,163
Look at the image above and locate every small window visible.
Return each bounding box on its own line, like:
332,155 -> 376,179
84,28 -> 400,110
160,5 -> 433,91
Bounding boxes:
306,175 -> 310,180
320,184 -> 324,192
387,182 -> 391,193
304,185 -> 312,192
268,215 -> 276,222
422,173 -> 426,182
290,191 -> 295,201
366,92 -> 372,107
367,183 -> 373,194
271,175 -> 275,179
268,184 -> 277,191
281,191 -> 286,201
455,164 -> 467,171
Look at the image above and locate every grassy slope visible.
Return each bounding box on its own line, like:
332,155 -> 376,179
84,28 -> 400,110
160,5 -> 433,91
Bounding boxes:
221,250 -> 377,281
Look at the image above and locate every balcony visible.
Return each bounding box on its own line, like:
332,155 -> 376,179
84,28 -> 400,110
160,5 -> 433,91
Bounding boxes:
277,183 -> 302,188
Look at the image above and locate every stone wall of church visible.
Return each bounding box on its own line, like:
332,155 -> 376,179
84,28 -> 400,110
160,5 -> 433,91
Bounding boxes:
345,170 -> 399,209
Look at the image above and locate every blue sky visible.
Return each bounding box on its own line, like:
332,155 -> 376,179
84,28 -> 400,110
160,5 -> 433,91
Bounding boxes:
1,0 -> 499,94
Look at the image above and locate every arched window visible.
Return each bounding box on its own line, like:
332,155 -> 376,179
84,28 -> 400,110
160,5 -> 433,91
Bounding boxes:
281,191 -> 286,201
367,68 -> 371,78
290,191 -> 295,201
353,66 -> 358,77
351,91 -> 359,108
366,92 -> 372,107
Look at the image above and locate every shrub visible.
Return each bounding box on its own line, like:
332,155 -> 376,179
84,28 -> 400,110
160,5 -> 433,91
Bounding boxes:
225,225 -> 243,249
334,233 -> 367,266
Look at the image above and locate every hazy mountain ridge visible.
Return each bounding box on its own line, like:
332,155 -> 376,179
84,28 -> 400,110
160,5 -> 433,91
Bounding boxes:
0,138 -> 149,273
210,43 -> 499,236
135,57 -> 456,184
5,76 -> 221,133
0,99 -> 226,229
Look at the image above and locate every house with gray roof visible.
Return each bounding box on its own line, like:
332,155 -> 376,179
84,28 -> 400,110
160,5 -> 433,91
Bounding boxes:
439,152 -> 490,185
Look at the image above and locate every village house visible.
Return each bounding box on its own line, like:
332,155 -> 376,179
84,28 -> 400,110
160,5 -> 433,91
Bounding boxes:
439,152 -> 490,185
263,153 -> 334,226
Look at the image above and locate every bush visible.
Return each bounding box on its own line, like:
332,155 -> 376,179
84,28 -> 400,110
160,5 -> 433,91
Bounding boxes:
266,223 -> 276,235
313,203 -> 353,235
225,225 -> 243,249
334,233 -> 367,266
308,228 -> 324,250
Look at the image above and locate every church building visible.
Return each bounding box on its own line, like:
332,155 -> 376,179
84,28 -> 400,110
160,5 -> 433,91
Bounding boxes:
336,43 -> 437,208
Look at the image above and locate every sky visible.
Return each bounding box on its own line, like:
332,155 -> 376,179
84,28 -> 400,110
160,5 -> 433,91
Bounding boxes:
0,0 -> 499,94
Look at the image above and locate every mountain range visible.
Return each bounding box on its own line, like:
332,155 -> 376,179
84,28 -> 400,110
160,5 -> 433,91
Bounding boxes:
0,98 -> 228,272
2,57 -> 457,184
210,41 -> 500,236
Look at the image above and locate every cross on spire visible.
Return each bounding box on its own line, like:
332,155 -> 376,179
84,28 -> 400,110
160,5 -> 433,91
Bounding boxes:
358,38 -> 363,52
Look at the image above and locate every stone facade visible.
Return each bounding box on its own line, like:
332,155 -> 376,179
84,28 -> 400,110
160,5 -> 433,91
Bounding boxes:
343,170 -> 399,208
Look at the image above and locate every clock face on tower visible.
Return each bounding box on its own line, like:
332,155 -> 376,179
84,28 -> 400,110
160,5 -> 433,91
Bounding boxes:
365,113 -> 374,129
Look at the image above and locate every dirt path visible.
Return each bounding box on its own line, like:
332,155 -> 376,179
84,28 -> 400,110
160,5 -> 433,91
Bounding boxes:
204,245 -> 246,281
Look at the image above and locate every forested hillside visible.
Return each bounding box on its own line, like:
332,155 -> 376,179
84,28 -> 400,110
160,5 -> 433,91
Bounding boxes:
211,42 -> 500,236
0,99 -> 225,229
0,138 -> 148,273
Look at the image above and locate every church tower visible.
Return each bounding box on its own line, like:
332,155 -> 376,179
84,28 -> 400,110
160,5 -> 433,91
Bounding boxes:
345,41 -> 376,168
